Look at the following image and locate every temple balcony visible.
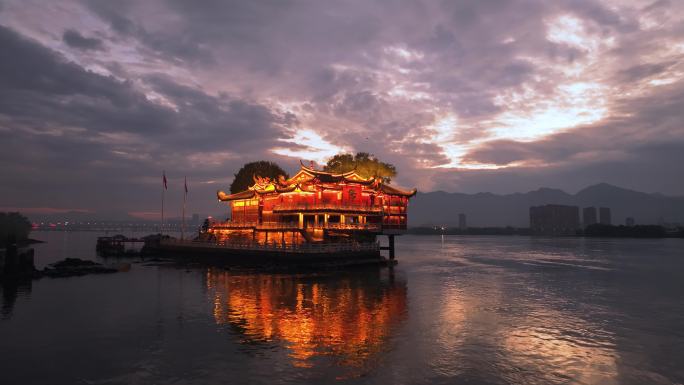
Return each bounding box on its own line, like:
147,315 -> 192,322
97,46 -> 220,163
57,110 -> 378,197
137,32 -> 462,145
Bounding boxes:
272,203 -> 382,214
211,220 -> 383,232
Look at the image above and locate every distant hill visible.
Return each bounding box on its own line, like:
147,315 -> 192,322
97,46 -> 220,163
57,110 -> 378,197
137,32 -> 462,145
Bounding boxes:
409,183 -> 684,227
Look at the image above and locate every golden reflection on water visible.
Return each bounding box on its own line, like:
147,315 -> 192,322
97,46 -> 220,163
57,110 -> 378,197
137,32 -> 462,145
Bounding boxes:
206,269 -> 407,373
502,309 -> 619,385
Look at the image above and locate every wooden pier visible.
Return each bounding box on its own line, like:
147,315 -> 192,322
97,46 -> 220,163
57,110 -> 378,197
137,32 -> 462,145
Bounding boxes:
145,238 -> 390,268
96,235 -> 147,256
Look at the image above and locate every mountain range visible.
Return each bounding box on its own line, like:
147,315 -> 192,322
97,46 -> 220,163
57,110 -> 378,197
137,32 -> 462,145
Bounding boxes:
409,183 -> 684,227
19,183 -> 684,228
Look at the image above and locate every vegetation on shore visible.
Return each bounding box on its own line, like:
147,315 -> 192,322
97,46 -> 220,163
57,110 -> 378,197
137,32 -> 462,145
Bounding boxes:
408,224 -> 683,238
408,226 -> 531,236
582,224 -> 678,238
1,212 -> 32,247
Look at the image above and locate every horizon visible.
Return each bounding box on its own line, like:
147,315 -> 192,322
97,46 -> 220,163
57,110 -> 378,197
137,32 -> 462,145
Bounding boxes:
9,180 -> 683,224
1,1 -> 684,217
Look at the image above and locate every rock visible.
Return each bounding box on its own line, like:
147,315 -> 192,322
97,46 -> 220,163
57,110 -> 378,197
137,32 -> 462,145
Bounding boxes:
40,258 -> 120,278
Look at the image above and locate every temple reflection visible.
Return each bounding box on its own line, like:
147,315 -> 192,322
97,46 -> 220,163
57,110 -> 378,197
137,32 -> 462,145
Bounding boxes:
206,268 -> 407,372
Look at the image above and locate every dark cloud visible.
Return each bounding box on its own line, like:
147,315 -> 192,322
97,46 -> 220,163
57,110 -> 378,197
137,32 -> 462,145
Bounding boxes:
0,24 -> 291,215
83,0 -> 213,64
1,0 -> 684,217
62,29 -> 103,50
615,62 -> 677,83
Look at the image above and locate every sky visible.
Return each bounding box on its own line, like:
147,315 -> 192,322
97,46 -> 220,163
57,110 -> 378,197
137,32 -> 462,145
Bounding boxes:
1,0 -> 683,219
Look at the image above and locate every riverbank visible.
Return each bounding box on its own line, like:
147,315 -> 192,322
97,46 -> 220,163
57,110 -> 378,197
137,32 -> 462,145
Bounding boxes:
408,224 -> 684,238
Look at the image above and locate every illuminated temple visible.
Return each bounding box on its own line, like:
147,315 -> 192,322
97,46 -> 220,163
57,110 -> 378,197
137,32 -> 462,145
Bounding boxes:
207,163 -> 416,253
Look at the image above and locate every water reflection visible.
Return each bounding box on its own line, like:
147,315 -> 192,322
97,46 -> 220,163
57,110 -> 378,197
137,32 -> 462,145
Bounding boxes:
206,268 -> 407,374
1,278 -> 32,319
502,310 -> 618,385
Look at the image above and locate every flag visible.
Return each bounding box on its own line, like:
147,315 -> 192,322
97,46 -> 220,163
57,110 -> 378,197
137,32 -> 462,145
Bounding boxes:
163,171 -> 167,190
184,176 -> 188,194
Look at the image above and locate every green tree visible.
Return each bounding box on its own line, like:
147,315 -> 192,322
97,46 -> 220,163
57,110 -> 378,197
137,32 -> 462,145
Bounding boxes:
0,212 -> 32,246
323,152 -> 397,183
230,161 -> 289,194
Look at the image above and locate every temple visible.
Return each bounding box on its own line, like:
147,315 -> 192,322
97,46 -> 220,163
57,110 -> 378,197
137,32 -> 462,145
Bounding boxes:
205,163 -> 416,255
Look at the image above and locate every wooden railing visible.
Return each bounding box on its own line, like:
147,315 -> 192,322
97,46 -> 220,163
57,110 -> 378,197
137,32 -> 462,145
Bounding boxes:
212,221 -> 382,231
273,203 -> 382,213
324,223 -> 381,231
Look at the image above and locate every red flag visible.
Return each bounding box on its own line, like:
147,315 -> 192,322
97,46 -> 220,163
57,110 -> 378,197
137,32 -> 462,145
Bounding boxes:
163,171 -> 168,190
184,176 -> 188,194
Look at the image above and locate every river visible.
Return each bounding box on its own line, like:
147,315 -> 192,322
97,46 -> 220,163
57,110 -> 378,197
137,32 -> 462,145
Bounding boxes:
1,232 -> 683,384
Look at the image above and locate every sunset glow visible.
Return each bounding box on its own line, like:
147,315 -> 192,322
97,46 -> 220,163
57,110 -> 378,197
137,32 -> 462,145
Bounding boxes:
0,0 -> 683,216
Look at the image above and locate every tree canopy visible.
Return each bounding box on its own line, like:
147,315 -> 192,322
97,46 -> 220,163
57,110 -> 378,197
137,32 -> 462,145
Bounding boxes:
0,212 -> 32,246
323,152 -> 397,183
230,161 -> 289,194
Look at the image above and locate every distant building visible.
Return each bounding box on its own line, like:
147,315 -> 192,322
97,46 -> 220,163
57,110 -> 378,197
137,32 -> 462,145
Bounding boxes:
583,207 -> 597,227
458,213 -> 467,230
599,207 -> 612,225
530,204 -> 580,235
191,213 -> 200,225
626,217 -> 635,226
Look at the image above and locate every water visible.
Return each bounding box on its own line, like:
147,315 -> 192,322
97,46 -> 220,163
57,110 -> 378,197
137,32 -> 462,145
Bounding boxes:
1,232 -> 683,385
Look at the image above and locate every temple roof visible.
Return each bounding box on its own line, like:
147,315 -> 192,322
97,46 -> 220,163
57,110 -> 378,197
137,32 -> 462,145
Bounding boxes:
280,162 -> 376,186
217,189 -> 255,201
217,164 -> 417,201
379,184 -> 417,197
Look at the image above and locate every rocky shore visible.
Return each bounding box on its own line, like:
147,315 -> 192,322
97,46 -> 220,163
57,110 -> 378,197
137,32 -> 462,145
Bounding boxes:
2,244 -> 127,280
39,258 -> 121,278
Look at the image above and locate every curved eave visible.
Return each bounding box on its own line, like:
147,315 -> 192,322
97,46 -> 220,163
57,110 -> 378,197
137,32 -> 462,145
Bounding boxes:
379,184 -> 417,197
274,184 -> 298,193
343,175 -> 376,185
296,164 -> 375,184
217,190 -> 256,201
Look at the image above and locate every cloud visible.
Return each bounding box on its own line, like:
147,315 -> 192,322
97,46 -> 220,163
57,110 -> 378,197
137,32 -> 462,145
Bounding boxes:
62,29 -> 103,50
0,24 -> 293,215
1,0 -> 684,219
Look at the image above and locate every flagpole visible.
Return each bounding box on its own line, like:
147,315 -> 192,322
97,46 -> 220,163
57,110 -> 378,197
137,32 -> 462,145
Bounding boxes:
161,171 -> 166,236
182,176 -> 187,240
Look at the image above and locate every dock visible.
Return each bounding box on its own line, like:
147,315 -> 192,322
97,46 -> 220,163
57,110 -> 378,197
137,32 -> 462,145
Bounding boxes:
96,235 -> 147,256
143,238 -> 391,268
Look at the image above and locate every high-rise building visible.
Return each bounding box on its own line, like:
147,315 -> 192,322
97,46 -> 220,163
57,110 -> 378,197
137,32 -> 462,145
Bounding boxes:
458,213 -> 467,230
599,207 -> 612,225
625,217 -> 635,226
530,204 -> 580,235
191,213 -> 200,225
583,207 -> 597,227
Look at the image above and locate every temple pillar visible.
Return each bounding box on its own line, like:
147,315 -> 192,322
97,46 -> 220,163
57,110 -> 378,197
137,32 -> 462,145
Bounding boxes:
388,235 -> 395,260
340,214 -> 345,224
298,213 -> 304,228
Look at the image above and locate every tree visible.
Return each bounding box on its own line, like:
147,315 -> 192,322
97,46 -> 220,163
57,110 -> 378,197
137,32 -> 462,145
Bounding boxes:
323,152 -> 397,183
0,212 -> 32,246
230,161 -> 289,194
